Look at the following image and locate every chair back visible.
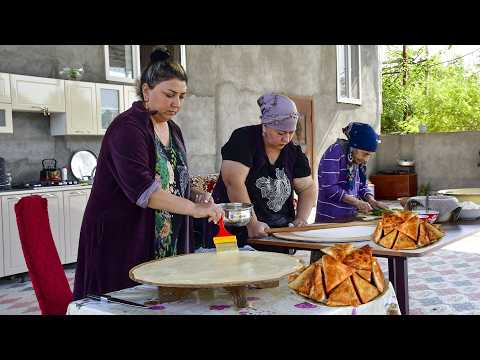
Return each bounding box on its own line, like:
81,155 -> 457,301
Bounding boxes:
14,195 -> 72,315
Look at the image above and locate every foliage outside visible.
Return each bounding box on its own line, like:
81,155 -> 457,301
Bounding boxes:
381,46 -> 480,134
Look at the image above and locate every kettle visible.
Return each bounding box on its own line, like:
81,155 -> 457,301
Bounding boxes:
40,159 -> 61,181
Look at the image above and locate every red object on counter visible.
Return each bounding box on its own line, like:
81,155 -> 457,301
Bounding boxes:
14,195 -> 72,315
369,173 -> 417,200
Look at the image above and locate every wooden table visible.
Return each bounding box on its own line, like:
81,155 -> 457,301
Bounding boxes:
248,220 -> 480,315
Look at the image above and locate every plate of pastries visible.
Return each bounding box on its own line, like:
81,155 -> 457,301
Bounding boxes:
372,211 -> 445,250
288,244 -> 387,307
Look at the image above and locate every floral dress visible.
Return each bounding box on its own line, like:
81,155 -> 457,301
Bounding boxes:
154,126 -> 189,259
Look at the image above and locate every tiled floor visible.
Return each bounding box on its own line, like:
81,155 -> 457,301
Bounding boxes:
2,232 -> 480,315
0,264 -> 75,315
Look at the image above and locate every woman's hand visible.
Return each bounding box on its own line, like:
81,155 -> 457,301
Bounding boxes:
356,199 -> 373,214
247,220 -> 270,238
291,217 -> 308,227
366,196 -> 389,210
192,202 -> 223,223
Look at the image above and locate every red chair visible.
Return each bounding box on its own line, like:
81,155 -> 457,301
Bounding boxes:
14,195 -> 73,315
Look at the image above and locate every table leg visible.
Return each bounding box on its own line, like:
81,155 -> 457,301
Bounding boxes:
310,250 -> 322,264
224,286 -> 248,308
387,256 -> 409,315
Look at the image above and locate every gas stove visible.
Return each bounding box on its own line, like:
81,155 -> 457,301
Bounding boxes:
12,180 -> 79,190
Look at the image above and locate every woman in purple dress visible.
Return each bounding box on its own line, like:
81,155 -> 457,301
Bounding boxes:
73,48 -> 222,300
212,93 -> 317,251
315,122 -> 388,222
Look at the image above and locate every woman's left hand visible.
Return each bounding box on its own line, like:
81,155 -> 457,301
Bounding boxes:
193,191 -> 213,204
291,217 -> 308,227
367,198 -> 389,210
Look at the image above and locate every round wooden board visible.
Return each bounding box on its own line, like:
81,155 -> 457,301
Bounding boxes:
273,225 -> 376,243
129,251 -> 304,288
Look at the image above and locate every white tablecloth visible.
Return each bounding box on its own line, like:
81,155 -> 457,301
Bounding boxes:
67,278 -> 401,315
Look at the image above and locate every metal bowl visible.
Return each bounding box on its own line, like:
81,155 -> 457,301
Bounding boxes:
218,203 -> 253,227
397,159 -> 415,167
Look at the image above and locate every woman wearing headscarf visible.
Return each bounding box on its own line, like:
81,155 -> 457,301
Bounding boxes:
211,93 -> 317,251
315,122 -> 388,222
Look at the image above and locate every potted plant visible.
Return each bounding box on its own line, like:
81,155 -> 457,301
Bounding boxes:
59,66 -> 84,80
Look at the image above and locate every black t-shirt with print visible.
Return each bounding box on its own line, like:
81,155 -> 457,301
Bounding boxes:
213,124 -> 311,228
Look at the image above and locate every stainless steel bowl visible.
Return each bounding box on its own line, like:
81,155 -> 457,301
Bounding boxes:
218,203 -> 253,227
397,159 -> 415,167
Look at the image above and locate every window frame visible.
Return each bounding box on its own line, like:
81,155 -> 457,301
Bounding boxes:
180,45 -> 187,71
104,45 -> 141,84
336,45 -> 362,105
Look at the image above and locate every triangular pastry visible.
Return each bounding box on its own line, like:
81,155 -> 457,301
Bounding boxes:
308,263 -> 327,302
288,264 -> 315,292
396,216 -> 419,240
417,222 -> 431,247
356,269 -> 372,282
326,277 -> 361,307
372,258 -> 386,293
322,255 -> 355,294
372,220 -> 383,243
424,222 -> 444,241
343,245 -> 373,271
379,229 -> 398,249
392,232 -> 417,250
320,244 -> 354,262
352,273 -> 380,304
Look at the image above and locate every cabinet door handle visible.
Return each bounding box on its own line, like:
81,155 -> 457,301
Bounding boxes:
7,196 -> 23,200
69,191 -> 86,195
42,194 -> 58,198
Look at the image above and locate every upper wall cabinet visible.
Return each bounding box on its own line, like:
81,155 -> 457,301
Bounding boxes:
123,85 -> 140,111
10,74 -> 66,114
50,81 -> 98,136
0,73 -> 11,103
96,83 -> 124,135
0,103 -> 13,134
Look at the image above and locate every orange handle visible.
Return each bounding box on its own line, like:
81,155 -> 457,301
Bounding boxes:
216,216 -> 233,237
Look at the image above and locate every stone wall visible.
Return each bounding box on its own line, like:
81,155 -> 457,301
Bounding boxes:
374,132 -> 480,191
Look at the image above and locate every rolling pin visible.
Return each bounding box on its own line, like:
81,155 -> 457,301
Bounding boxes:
266,220 -> 378,235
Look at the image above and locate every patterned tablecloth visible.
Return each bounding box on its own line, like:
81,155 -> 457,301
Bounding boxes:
67,278 -> 401,315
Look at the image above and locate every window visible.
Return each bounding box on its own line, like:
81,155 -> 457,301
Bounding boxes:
139,45 -> 186,72
336,45 -> 362,105
104,45 -> 141,84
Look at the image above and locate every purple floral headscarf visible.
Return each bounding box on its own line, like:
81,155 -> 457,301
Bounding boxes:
257,93 -> 299,132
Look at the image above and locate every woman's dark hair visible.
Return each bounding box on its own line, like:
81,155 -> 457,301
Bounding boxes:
137,46 -> 188,101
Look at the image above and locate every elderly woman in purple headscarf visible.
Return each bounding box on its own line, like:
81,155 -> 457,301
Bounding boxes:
212,93 -> 317,249
315,122 -> 388,223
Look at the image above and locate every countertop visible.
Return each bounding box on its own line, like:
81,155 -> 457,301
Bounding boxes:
0,184 -> 92,196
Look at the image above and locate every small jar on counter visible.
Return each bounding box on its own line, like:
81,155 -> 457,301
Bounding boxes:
61,167 -> 68,181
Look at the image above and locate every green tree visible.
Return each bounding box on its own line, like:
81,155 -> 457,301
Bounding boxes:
381,45 -> 480,134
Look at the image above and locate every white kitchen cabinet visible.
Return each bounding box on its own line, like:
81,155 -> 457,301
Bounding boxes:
0,73 -> 11,103
64,189 -> 90,264
96,83 -> 124,135
10,74 -> 65,113
0,102 -> 13,134
123,85 -> 140,111
51,81 -> 98,136
1,192 -> 65,276
2,194 -> 30,276
40,192 -> 65,264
